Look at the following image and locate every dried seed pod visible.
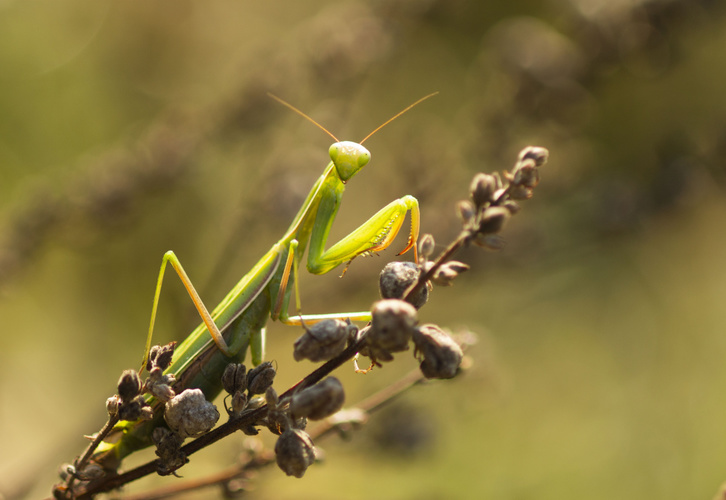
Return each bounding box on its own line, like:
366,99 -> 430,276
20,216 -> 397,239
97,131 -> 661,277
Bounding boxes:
363,299 -> 418,363
512,160 -> 539,188
508,184 -> 533,200
265,386 -> 279,408
492,172 -> 504,190
275,429 -> 316,478
230,391 -> 248,417
117,369 -> 142,402
519,146 -> 549,167
140,405 -> 154,420
152,427 -> 187,474
502,200 -> 521,214
146,342 -> 177,372
246,362 -> 276,395
470,173 -> 497,207
413,324 -> 464,379
153,342 -> 177,371
148,382 -> 175,403
478,206 -> 511,234
146,345 -> 160,372
118,395 -> 150,422
74,463 -> 105,481
164,389 -> 220,439
290,377 -> 345,420
106,395 -> 120,417
293,319 -> 353,362
222,363 -> 247,395
431,261 -> 470,286
379,261 -> 429,309
473,233 -> 506,251
144,366 -> 177,403
457,200 -> 476,225
418,233 -> 435,260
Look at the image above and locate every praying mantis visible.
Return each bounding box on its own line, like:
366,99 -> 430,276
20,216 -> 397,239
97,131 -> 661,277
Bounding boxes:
92,93 -> 436,468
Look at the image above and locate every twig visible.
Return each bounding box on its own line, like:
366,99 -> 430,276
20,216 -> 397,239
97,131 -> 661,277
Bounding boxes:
116,367 -> 428,500
64,415 -> 119,494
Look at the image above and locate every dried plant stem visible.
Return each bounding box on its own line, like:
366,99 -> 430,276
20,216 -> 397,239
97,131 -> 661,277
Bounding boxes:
114,450 -> 276,500
72,336 -> 367,498
73,327 -> 429,497
65,414 -> 119,494
404,230 -> 469,303
116,368 -> 428,500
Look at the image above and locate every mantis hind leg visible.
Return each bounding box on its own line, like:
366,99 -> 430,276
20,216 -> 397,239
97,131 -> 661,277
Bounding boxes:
140,251 -> 236,372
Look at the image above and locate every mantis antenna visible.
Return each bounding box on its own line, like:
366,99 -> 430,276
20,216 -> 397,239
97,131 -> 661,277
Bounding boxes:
267,93 -> 340,142
267,91 -> 439,145
359,91 -> 439,145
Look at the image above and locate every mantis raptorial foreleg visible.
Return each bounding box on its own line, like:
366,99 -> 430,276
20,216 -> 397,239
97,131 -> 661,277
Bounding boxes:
275,193 -> 420,323
307,195 -> 420,275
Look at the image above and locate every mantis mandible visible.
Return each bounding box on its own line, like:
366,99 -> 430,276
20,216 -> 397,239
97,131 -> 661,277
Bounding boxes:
93,92 -> 436,467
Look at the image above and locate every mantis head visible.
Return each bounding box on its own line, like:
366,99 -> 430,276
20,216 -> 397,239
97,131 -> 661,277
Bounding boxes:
267,91 -> 438,183
329,141 -> 371,183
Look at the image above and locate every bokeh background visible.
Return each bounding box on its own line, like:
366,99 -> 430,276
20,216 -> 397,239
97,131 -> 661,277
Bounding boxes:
2,1 -> 726,499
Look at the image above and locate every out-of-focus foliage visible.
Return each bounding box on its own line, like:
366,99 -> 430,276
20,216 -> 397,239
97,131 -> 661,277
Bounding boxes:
1,0 -> 726,499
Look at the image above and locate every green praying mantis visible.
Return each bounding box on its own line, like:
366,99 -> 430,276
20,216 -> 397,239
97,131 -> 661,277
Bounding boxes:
92,92 -> 437,468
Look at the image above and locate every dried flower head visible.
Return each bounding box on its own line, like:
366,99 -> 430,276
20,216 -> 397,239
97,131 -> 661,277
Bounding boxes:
519,146 -> 549,167
152,427 -> 187,475
246,362 -> 276,395
222,363 -> 247,395
502,200 -> 521,214
146,342 -> 177,372
222,363 -> 249,417
512,159 -> 539,188
164,389 -> 220,439
473,233 -> 506,251
431,260 -> 470,286
144,366 -> 177,403
418,233 -> 435,260
275,429 -> 316,478
117,370 -> 142,403
413,324 -> 464,379
379,261 -> 429,309
106,395 -> 120,417
478,206 -> 511,234
117,395 -> 152,422
230,391 -> 248,418
293,319 -> 354,362
470,172 -> 497,208
457,200 -> 476,226
361,299 -> 418,363
290,377 -> 345,421
72,463 -> 105,481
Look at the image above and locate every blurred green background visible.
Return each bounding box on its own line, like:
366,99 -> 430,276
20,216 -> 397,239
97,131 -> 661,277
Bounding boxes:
2,0 -> 726,499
